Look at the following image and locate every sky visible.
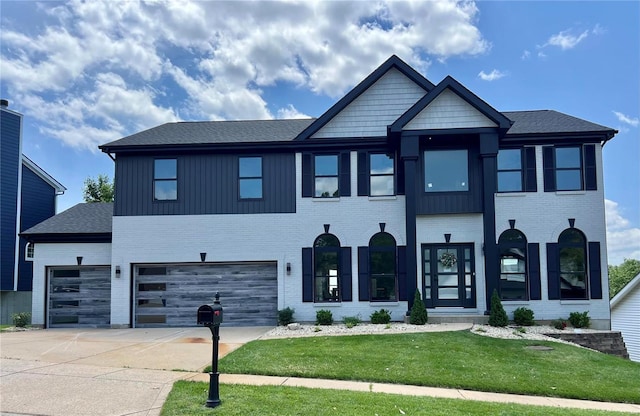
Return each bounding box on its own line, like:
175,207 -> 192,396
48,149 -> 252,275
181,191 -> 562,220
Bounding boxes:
1,1 -> 638,265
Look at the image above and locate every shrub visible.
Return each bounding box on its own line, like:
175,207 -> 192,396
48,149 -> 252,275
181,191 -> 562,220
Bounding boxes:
513,307 -> 535,326
488,290 -> 508,327
343,315 -> 361,328
11,312 -> 31,328
315,309 -> 333,325
551,318 -> 567,330
277,307 -> 295,326
568,311 -> 590,328
370,309 -> 391,324
409,290 -> 428,325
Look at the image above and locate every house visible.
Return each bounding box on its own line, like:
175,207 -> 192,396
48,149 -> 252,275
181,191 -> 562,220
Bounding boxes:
1,99 -> 66,324
611,273 -> 640,362
22,56 -> 616,329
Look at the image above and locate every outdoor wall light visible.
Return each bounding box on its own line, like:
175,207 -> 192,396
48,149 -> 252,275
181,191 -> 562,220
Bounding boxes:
444,233 -> 451,244
286,262 -> 291,275
200,252 -> 207,262
115,266 -> 121,278
76,256 -> 83,266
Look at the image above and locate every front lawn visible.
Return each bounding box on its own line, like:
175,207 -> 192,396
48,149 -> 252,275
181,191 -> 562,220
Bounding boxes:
161,381 -> 633,416
216,330 -> 640,403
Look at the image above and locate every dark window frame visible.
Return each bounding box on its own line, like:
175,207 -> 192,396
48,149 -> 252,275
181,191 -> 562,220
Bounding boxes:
423,149 -> 469,193
498,229 -> 528,301
238,156 -> 263,200
558,228 -> 588,300
554,146 -> 583,191
153,158 -> 178,201
369,232 -> 398,301
314,154 -> 340,198
497,148 -> 523,193
313,233 -> 341,302
369,153 -> 395,197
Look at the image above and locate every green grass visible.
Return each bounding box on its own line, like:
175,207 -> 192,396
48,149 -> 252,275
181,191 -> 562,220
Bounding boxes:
0,324 -> 12,332
215,330 -> 640,403
161,381 -> 634,416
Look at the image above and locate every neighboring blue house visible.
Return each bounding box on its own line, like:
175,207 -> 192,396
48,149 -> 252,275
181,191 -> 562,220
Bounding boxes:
23,56 -> 617,329
0,99 -> 66,324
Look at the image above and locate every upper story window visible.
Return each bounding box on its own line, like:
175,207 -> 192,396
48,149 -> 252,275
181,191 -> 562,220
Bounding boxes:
154,159 -> 177,201
498,229 -> 527,300
369,153 -> 394,196
239,157 -> 262,199
424,149 -> 468,192
543,144 -> 597,192
25,242 -> 34,261
497,149 -> 523,192
315,155 -> 339,198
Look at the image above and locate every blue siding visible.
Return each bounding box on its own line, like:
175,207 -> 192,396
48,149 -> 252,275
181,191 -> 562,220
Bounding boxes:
114,152 -> 296,216
1,110 -> 21,291
17,166 -> 57,291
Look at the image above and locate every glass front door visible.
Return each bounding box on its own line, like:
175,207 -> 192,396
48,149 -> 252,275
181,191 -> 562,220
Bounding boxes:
422,244 -> 475,308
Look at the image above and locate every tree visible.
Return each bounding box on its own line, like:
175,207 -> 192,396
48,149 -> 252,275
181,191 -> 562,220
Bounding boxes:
488,289 -> 508,327
83,174 -> 114,203
609,258 -> 640,299
409,289 -> 428,325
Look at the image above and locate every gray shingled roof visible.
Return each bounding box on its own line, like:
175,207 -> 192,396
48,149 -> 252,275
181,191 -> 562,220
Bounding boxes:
99,111 -> 613,150
100,119 -> 316,149
504,110 -> 614,136
22,203 -> 113,235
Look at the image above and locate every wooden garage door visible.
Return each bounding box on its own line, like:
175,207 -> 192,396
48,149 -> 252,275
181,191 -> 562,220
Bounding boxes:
48,267 -> 111,328
134,262 -> 277,327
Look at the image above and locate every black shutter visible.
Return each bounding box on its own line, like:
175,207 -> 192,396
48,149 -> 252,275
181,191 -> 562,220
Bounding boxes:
358,246 -> 370,301
527,243 -> 541,300
302,153 -> 313,198
542,146 -> 555,192
340,247 -> 352,301
584,144 -> 597,191
588,242 -> 603,299
524,147 -> 537,192
302,247 -> 313,302
397,246 -> 407,301
546,243 -> 560,300
357,151 -> 368,196
340,152 -> 351,196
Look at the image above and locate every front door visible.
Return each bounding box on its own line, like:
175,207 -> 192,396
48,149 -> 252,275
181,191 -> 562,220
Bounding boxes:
422,244 -> 475,308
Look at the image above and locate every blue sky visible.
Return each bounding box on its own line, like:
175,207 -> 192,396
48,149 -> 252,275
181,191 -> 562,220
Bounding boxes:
1,1 -> 638,264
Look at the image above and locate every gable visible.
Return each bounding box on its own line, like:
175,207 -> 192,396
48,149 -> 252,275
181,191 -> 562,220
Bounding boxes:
403,88 -> 497,130
311,68 -> 428,139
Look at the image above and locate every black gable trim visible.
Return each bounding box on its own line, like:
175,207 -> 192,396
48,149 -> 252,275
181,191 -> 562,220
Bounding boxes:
20,233 -> 112,243
390,76 -> 512,134
294,55 -> 434,141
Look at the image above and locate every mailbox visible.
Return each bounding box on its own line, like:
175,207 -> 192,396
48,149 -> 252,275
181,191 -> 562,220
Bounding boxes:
197,304 -> 223,326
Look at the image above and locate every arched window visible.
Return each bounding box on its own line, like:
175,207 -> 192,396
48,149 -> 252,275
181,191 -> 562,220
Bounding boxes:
369,232 -> 397,301
558,228 -> 587,299
498,229 -> 527,300
314,234 -> 341,302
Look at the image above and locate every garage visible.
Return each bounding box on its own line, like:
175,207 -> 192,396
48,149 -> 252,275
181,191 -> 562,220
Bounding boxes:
48,266 -> 111,328
133,262 -> 277,327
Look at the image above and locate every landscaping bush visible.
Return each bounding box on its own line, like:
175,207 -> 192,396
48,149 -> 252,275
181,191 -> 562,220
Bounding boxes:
488,290 -> 508,327
315,309 -> 333,325
370,309 -> 391,324
11,312 -> 31,328
277,307 -> 295,326
551,318 -> 567,330
568,311 -> 590,328
409,290 -> 428,325
342,315 -> 361,328
513,307 -> 535,326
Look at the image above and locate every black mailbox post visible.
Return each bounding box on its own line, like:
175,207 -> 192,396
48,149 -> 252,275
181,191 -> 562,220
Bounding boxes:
197,292 -> 223,408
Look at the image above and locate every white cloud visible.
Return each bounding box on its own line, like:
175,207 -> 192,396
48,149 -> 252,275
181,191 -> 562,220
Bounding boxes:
276,105 -> 310,120
0,0 -> 490,149
613,111 -> 639,127
478,69 -> 506,81
521,50 -> 531,60
605,199 -> 640,265
546,29 -> 589,50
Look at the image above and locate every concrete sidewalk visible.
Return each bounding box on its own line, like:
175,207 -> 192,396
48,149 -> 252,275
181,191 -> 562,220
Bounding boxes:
2,327 -> 639,415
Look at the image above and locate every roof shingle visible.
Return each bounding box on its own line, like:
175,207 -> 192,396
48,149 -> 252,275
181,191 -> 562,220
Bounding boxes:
22,203 -> 113,236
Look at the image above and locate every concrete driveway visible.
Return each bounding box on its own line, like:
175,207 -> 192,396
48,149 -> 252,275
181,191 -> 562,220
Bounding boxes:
0,326 -> 271,416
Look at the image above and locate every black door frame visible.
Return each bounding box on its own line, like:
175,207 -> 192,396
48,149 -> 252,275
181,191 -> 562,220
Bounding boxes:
421,243 -> 476,308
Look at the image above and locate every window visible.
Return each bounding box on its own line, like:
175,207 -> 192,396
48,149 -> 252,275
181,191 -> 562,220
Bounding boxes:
315,155 -> 339,197
424,149 -> 468,192
555,147 -> 582,191
369,232 -> 397,301
314,234 -> 341,302
154,159 -> 177,200
498,229 -> 527,300
25,242 -> 34,261
558,228 -> 587,299
370,153 -> 394,196
239,157 -> 262,199
497,149 -> 523,192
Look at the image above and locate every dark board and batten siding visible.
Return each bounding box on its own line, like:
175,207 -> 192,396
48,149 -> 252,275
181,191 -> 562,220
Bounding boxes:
1,109 -> 21,290
114,153 -> 295,216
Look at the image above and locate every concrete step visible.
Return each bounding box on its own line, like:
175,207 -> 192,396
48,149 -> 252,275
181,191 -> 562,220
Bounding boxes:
544,331 -> 629,359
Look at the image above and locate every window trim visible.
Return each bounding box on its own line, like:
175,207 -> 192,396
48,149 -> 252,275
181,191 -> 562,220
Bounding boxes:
554,146 -> 583,191
558,228 -> 588,300
369,232 -> 398,302
497,148 -> 524,193
497,229 -> 528,301
25,242 -> 34,261
313,233 -> 341,302
153,158 -> 178,201
369,153 -> 395,197
423,149 -> 469,193
314,154 -> 340,198
238,156 -> 263,200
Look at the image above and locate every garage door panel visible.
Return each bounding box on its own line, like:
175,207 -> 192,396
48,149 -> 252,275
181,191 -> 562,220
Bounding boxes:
135,262 -> 277,327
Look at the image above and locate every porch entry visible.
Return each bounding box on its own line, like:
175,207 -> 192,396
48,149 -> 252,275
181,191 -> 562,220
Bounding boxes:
422,244 -> 475,308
